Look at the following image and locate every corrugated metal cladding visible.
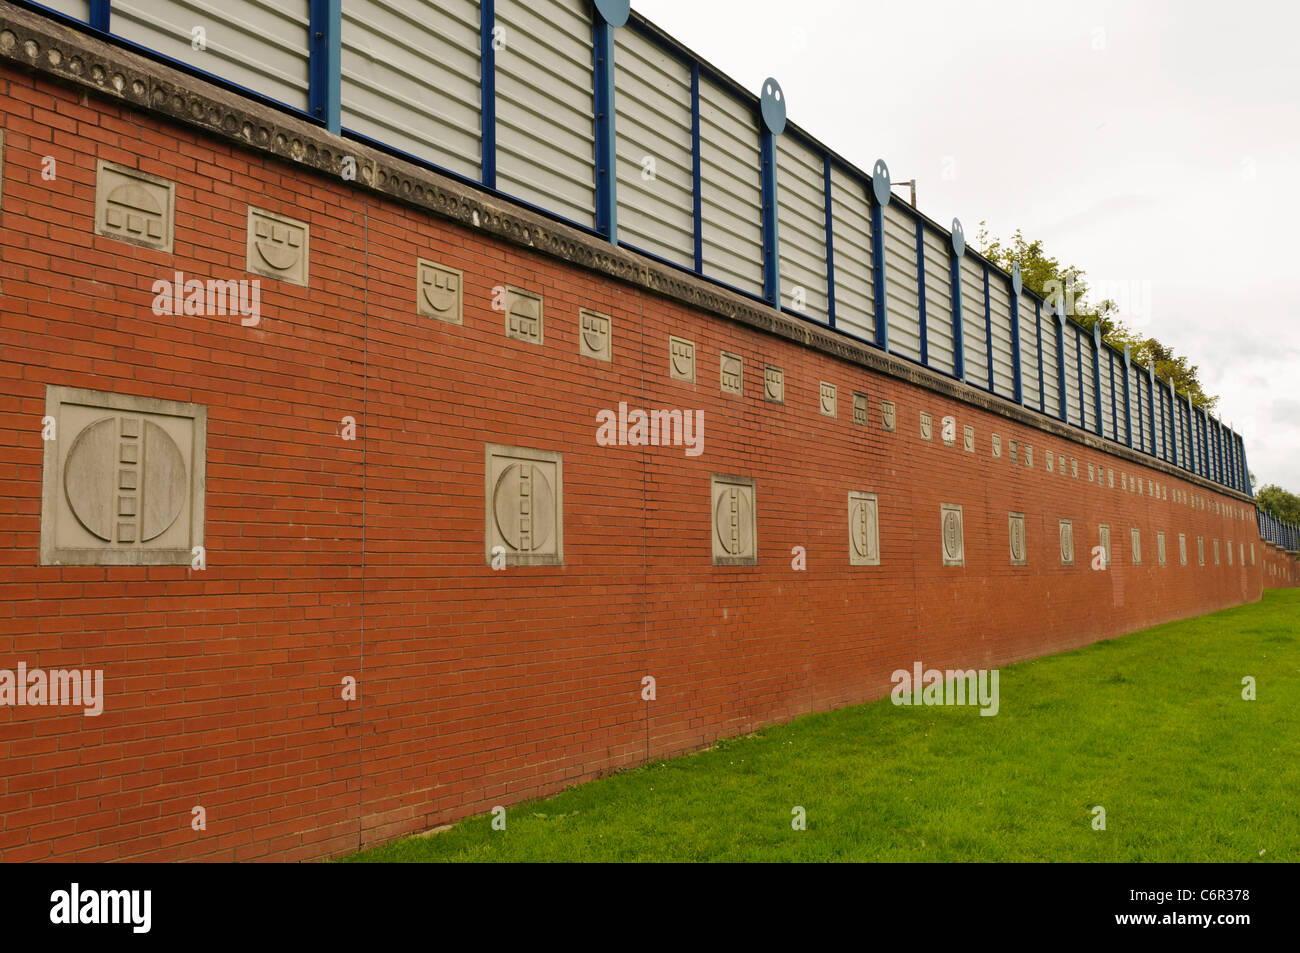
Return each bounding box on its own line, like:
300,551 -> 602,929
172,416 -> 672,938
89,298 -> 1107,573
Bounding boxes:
882,204 -> 921,361
1155,388 -> 1167,460
959,256 -> 987,388
1080,335 -> 1097,432
495,0 -> 596,227
114,0 -> 311,110
1131,365 -> 1146,452
1041,314 -> 1060,416
699,78 -> 763,296
38,0 -> 90,19
340,0 -> 481,181
614,27 -> 694,268
924,228 -> 954,375
1063,327 -> 1082,427
776,135 -> 828,321
1018,294 -> 1039,407
828,168 -> 873,342
1099,351 -> 1116,440
988,275 -> 1014,399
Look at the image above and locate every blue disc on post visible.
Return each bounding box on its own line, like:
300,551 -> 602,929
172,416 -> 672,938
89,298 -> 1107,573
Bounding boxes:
1011,261 -> 1022,295
760,78 -> 786,135
951,218 -> 964,258
872,159 -> 891,207
593,0 -> 630,27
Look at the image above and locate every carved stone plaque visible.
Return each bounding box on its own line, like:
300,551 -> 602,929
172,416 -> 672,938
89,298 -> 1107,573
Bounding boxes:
1099,524 -> 1111,567
712,474 -> 757,566
417,259 -> 463,325
920,412 -> 933,441
820,382 -> 837,418
247,206 -> 309,285
881,400 -> 896,432
764,366 -> 784,403
963,425 -> 974,452
720,352 -> 743,396
96,160 -> 175,253
484,444 -> 563,566
1008,511 -> 1026,566
505,286 -> 544,344
1131,526 -> 1142,565
1059,519 -> 1074,566
853,393 -> 869,427
1179,533 -> 1187,566
41,386 -> 205,565
848,491 -> 880,566
669,336 -> 695,382
941,503 -> 964,567
579,308 -> 611,361
1158,531 -> 1167,567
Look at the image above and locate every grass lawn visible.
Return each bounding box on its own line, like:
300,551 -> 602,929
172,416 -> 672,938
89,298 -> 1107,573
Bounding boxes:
344,589 -> 1300,862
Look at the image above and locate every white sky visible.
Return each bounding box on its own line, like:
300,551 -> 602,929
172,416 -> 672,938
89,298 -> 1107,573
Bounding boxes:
633,0 -> 1300,494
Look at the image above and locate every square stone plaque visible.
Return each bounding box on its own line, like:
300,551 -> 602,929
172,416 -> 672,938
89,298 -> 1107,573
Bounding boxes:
247,206 -> 309,285
417,259 -> 463,325
96,160 -> 175,253
578,308 -> 612,361
711,474 -> 757,566
41,386 -> 206,566
484,444 -> 563,566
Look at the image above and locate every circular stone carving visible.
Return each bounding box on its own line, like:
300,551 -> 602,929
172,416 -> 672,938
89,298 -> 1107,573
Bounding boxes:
872,159 -> 891,207
943,511 -> 961,560
760,78 -> 786,136
951,218 -> 965,258
63,417 -> 186,543
493,463 -> 554,553
714,489 -> 754,557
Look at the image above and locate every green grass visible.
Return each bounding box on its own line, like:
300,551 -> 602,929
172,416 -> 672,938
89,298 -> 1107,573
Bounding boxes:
344,590 -> 1300,862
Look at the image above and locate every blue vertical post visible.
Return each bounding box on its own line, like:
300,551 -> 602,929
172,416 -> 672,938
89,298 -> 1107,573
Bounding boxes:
823,156 -> 837,328
1169,382 -> 1180,468
758,78 -> 786,310
1009,274 -> 1023,405
1075,326 -> 1085,425
871,201 -> 887,349
1146,366 -> 1157,457
309,0 -> 342,135
690,64 -> 703,274
950,222 -> 964,380
592,13 -> 618,243
1122,346 -> 1133,447
89,0 -> 110,31
1035,300 -> 1045,412
1054,308 -> 1067,422
479,0 -> 497,187
1239,433 -> 1253,497
982,265 -> 994,391
1091,324 -> 1103,435
915,220 -> 928,365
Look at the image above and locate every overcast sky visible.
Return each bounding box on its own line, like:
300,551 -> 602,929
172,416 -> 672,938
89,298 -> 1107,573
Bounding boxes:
634,0 -> 1300,494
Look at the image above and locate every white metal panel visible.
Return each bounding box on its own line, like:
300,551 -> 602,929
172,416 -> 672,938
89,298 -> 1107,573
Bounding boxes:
960,256 -> 987,388
495,0 -> 596,226
829,167 -> 873,342
1100,350 -> 1116,440
1155,386 -> 1167,460
1131,365 -> 1147,452
699,78 -> 763,296
882,203 -> 920,361
614,26 -> 694,268
1017,294 -> 1039,409
1041,313 -> 1060,417
776,135 -> 828,321
341,0 -> 481,181
924,228 -> 954,375
1080,334 -> 1096,432
36,0 -> 90,19
988,274 -> 1014,399
114,0 -> 311,110
1063,326 -> 1082,427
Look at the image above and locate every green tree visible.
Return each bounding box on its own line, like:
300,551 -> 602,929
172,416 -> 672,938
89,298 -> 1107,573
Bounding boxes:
1256,484 -> 1300,523
975,224 -> 1217,408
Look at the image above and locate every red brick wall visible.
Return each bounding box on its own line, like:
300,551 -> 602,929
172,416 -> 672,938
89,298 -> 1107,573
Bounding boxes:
0,63 -> 1291,861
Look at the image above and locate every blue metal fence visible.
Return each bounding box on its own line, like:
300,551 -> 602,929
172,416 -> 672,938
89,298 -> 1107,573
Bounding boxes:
28,0 -> 1257,498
